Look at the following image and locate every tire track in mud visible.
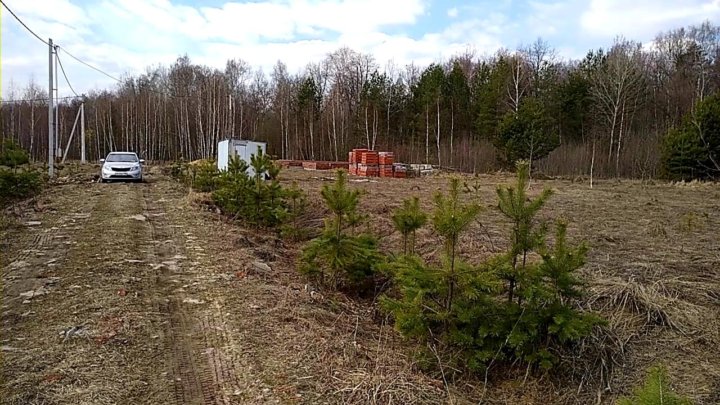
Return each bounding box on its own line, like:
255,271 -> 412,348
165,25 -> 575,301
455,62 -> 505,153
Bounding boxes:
142,184 -> 237,405
2,193 -> 96,303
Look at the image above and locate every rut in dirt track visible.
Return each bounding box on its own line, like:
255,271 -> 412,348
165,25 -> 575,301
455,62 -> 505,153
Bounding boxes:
142,185 -> 239,405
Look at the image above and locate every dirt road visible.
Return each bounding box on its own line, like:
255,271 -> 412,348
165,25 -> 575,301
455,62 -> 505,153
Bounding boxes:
2,173 -> 229,404
1,170 -> 447,405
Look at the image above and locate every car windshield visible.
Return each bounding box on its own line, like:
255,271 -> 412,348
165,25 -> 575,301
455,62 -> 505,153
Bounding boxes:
106,154 -> 138,162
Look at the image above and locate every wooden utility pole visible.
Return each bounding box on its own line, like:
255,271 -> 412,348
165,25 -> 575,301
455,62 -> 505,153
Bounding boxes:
48,38 -> 54,177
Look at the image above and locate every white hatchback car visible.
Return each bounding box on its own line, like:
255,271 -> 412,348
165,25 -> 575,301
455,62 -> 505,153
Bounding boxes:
100,152 -> 144,182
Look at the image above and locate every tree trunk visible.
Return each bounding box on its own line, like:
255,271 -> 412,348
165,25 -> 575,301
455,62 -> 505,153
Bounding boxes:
425,106 -> 430,163
450,102 -> 454,167
436,98 -> 441,167
590,138 -> 596,189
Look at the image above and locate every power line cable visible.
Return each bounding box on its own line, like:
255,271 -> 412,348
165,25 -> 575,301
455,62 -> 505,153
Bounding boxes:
0,0 -> 49,45
0,96 -> 80,103
56,50 -> 80,97
57,46 -> 121,83
1,1 -> 199,102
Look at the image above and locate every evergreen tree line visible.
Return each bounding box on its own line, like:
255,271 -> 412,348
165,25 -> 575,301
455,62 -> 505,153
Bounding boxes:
1,21 -> 718,178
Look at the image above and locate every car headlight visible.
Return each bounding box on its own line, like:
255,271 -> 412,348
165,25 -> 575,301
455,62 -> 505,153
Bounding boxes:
132,164 -> 141,170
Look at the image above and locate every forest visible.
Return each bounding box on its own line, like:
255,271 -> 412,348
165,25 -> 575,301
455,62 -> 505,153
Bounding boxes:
1,21 -> 718,179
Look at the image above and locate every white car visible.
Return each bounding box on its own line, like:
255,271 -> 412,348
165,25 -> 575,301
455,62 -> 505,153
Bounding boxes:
100,152 -> 144,182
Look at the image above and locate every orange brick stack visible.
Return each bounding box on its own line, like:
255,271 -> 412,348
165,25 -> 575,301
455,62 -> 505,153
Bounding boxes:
378,152 -> 394,177
360,150 -> 379,165
360,150 -> 379,177
348,151 -> 358,175
349,149 -> 406,178
358,164 -> 379,177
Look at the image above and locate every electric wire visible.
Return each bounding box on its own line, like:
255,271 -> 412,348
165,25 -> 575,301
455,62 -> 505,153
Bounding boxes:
0,96 -> 80,103
56,46 -> 122,83
56,50 -> 80,97
2,0 -> 198,101
0,0 -> 49,45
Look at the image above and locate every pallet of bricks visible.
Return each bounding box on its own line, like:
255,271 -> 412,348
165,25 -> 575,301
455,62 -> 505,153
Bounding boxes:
349,149 -> 407,178
348,149 -> 378,176
378,152 -> 394,177
348,149 -> 365,175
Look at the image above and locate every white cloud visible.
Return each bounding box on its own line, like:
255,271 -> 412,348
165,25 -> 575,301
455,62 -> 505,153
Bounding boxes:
5,0 -> 717,96
580,0 -> 720,38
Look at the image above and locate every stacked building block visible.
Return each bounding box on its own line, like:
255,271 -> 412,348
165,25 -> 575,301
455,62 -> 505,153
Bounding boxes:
378,152 -> 394,177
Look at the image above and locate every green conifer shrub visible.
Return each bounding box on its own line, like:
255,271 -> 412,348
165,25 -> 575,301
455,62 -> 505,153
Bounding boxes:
211,151 -> 287,229
0,140 -> 42,207
496,160 -> 552,303
189,159 -> 220,192
382,178 -> 497,369
299,170 -> 382,290
661,93 -> 720,180
280,181 -> 309,241
0,140 -> 30,171
384,162 -> 603,373
391,196 -> 427,255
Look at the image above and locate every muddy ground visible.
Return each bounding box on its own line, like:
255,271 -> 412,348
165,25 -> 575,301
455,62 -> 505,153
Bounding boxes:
1,166 -> 719,404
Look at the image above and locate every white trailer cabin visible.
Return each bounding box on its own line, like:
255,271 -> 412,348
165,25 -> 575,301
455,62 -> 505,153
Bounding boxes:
217,139 -> 267,176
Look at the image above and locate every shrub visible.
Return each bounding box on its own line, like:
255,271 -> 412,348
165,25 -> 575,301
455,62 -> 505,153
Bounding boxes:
0,139 -> 30,170
0,169 -> 43,206
280,181 -> 309,241
189,159 -> 220,192
391,196 -> 427,255
383,162 -> 603,373
496,160 -> 553,303
299,170 -> 382,290
247,149 -> 284,227
167,160 -> 189,182
0,141 -> 42,206
662,93 -> 720,180
382,178 -> 496,368
618,364 -> 693,405
211,151 -> 287,229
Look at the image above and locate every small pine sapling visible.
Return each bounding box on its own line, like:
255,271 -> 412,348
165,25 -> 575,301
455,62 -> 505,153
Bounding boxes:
432,178 -> 482,313
391,196 -> 428,255
243,147 -> 284,227
299,170 -> 381,290
0,141 -> 42,206
226,155 -> 249,176
320,169 -> 360,239
0,140 -> 30,172
618,364 -> 693,405
190,159 -> 220,192
280,181 -> 308,241
514,221 -> 604,369
496,160 -> 552,303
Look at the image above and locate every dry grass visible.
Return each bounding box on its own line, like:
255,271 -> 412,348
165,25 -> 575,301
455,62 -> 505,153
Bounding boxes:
277,168 -> 720,404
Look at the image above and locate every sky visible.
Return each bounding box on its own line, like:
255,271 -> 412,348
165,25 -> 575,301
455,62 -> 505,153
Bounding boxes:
1,0 -> 719,98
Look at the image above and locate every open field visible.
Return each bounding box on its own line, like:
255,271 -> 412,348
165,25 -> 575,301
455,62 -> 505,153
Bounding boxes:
2,165 -> 719,404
